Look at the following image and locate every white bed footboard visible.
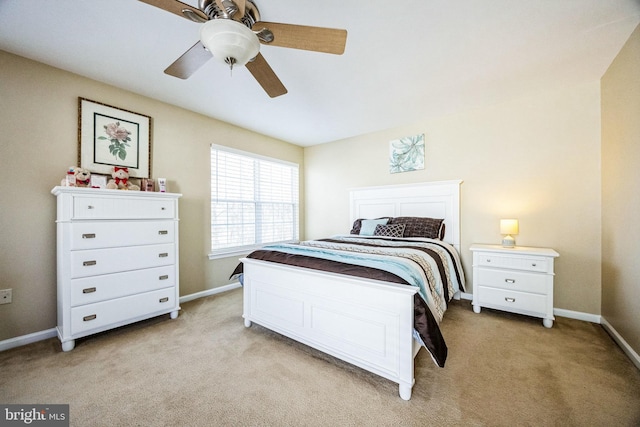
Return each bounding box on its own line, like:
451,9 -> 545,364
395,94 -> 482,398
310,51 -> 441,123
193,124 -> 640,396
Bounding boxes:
241,258 -> 420,400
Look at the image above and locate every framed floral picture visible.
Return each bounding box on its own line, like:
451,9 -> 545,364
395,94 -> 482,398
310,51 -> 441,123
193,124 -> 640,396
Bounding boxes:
389,133 -> 425,174
78,98 -> 152,178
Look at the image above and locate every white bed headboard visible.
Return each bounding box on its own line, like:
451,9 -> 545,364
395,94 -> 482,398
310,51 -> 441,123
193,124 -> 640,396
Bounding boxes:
349,180 -> 462,253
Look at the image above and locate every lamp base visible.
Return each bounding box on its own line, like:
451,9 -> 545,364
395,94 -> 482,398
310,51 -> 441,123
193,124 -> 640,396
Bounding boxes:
501,235 -> 515,248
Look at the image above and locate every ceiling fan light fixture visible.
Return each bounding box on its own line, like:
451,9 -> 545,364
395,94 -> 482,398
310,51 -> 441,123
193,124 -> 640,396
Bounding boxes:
199,19 -> 260,68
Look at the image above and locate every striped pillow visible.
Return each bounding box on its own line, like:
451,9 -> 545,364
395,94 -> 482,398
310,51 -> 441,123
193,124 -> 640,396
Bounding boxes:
389,217 -> 444,239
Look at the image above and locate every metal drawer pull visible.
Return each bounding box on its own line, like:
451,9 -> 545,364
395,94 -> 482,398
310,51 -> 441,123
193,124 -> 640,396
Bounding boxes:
505,279 -> 516,284
82,233 -> 96,239
161,207 -> 166,210
83,260 -> 97,266
486,259 -> 491,262
158,230 -> 168,235
83,314 -> 97,321
82,287 -> 97,294
531,263 -> 537,267
159,253 -> 169,258
87,205 -> 94,210
505,297 -> 516,303
159,297 -> 169,303
159,275 -> 169,280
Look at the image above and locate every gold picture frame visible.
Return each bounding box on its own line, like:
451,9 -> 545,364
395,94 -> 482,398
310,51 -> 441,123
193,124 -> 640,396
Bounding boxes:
78,97 -> 152,178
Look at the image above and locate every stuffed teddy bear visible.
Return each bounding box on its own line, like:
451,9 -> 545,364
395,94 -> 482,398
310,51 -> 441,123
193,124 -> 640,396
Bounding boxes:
60,166 -> 91,187
74,167 -> 91,187
106,166 -> 140,191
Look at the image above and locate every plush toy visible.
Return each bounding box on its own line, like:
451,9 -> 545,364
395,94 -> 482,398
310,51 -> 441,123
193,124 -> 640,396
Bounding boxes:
74,167 -> 91,187
60,166 -> 91,187
106,166 -> 140,191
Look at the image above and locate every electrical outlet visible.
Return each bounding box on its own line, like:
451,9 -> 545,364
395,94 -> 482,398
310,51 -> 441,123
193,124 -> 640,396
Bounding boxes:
0,289 -> 12,304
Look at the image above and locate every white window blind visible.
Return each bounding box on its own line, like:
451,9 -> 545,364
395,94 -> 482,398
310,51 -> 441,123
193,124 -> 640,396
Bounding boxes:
210,145 -> 299,256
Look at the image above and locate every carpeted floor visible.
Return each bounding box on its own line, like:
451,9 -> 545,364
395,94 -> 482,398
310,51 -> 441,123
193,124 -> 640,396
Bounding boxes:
1,288 -> 639,426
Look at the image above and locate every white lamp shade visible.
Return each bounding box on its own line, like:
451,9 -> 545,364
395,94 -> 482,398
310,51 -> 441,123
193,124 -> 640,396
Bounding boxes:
199,19 -> 260,66
500,219 -> 519,235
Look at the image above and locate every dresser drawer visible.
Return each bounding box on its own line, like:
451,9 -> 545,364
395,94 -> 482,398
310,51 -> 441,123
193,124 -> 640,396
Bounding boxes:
70,288 -> 177,336
476,268 -> 547,294
477,286 -> 547,315
70,243 -> 175,278
70,221 -> 175,250
73,195 -> 175,219
477,253 -> 548,272
70,265 -> 175,306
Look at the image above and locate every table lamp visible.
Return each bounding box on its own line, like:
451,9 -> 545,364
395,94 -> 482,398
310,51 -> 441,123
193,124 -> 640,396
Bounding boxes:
500,219 -> 519,248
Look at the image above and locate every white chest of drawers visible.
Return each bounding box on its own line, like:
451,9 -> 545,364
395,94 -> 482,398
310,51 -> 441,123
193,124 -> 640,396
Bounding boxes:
470,244 -> 559,328
52,186 -> 182,351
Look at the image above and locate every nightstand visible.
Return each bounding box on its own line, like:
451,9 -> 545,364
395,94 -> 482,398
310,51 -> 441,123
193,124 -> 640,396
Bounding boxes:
470,244 -> 559,328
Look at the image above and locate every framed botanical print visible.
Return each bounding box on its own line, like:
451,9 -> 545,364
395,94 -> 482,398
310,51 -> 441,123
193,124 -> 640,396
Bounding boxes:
389,133 -> 425,174
78,98 -> 152,178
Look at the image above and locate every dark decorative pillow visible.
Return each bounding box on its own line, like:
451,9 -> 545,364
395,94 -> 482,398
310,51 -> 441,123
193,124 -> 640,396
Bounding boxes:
350,217 -> 391,234
374,223 -> 406,238
389,217 -> 444,239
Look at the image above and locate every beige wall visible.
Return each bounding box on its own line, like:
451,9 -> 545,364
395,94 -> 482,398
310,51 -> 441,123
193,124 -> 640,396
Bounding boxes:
601,23 -> 640,354
0,50 -> 304,341
305,82 -> 602,314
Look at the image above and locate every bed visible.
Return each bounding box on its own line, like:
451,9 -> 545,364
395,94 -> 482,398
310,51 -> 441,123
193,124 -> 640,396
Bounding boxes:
236,180 -> 464,400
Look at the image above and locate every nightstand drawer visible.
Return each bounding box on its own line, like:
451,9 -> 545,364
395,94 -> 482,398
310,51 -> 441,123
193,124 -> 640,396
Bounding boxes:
477,287 -> 547,314
477,254 -> 548,272
476,268 -> 547,294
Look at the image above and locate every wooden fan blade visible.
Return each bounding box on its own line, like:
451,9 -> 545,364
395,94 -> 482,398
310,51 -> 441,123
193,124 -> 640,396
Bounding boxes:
245,53 -> 288,98
251,22 -> 347,55
236,0 -> 246,20
138,0 -> 208,22
164,41 -> 212,79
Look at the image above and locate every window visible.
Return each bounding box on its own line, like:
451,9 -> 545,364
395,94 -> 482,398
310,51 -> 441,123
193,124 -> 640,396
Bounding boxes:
209,145 -> 299,258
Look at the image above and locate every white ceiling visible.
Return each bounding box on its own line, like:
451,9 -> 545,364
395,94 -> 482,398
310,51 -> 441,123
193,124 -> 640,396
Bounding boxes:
1,0 -> 639,146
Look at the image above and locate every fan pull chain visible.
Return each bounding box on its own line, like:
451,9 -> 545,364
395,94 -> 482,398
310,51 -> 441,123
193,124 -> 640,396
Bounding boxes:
225,57 -> 236,76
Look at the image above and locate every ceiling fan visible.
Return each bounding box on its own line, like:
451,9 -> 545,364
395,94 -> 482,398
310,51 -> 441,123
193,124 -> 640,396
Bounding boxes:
139,0 -> 348,97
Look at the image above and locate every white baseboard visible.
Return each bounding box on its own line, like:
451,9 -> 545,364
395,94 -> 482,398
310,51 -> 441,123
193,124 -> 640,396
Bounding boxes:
0,283 -> 242,353
0,328 -> 57,352
554,308 -> 602,324
179,282 -> 241,304
601,316 -> 640,371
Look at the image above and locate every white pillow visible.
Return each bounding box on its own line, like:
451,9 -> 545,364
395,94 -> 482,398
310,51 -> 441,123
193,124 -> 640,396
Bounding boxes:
359,218 -> 390,236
